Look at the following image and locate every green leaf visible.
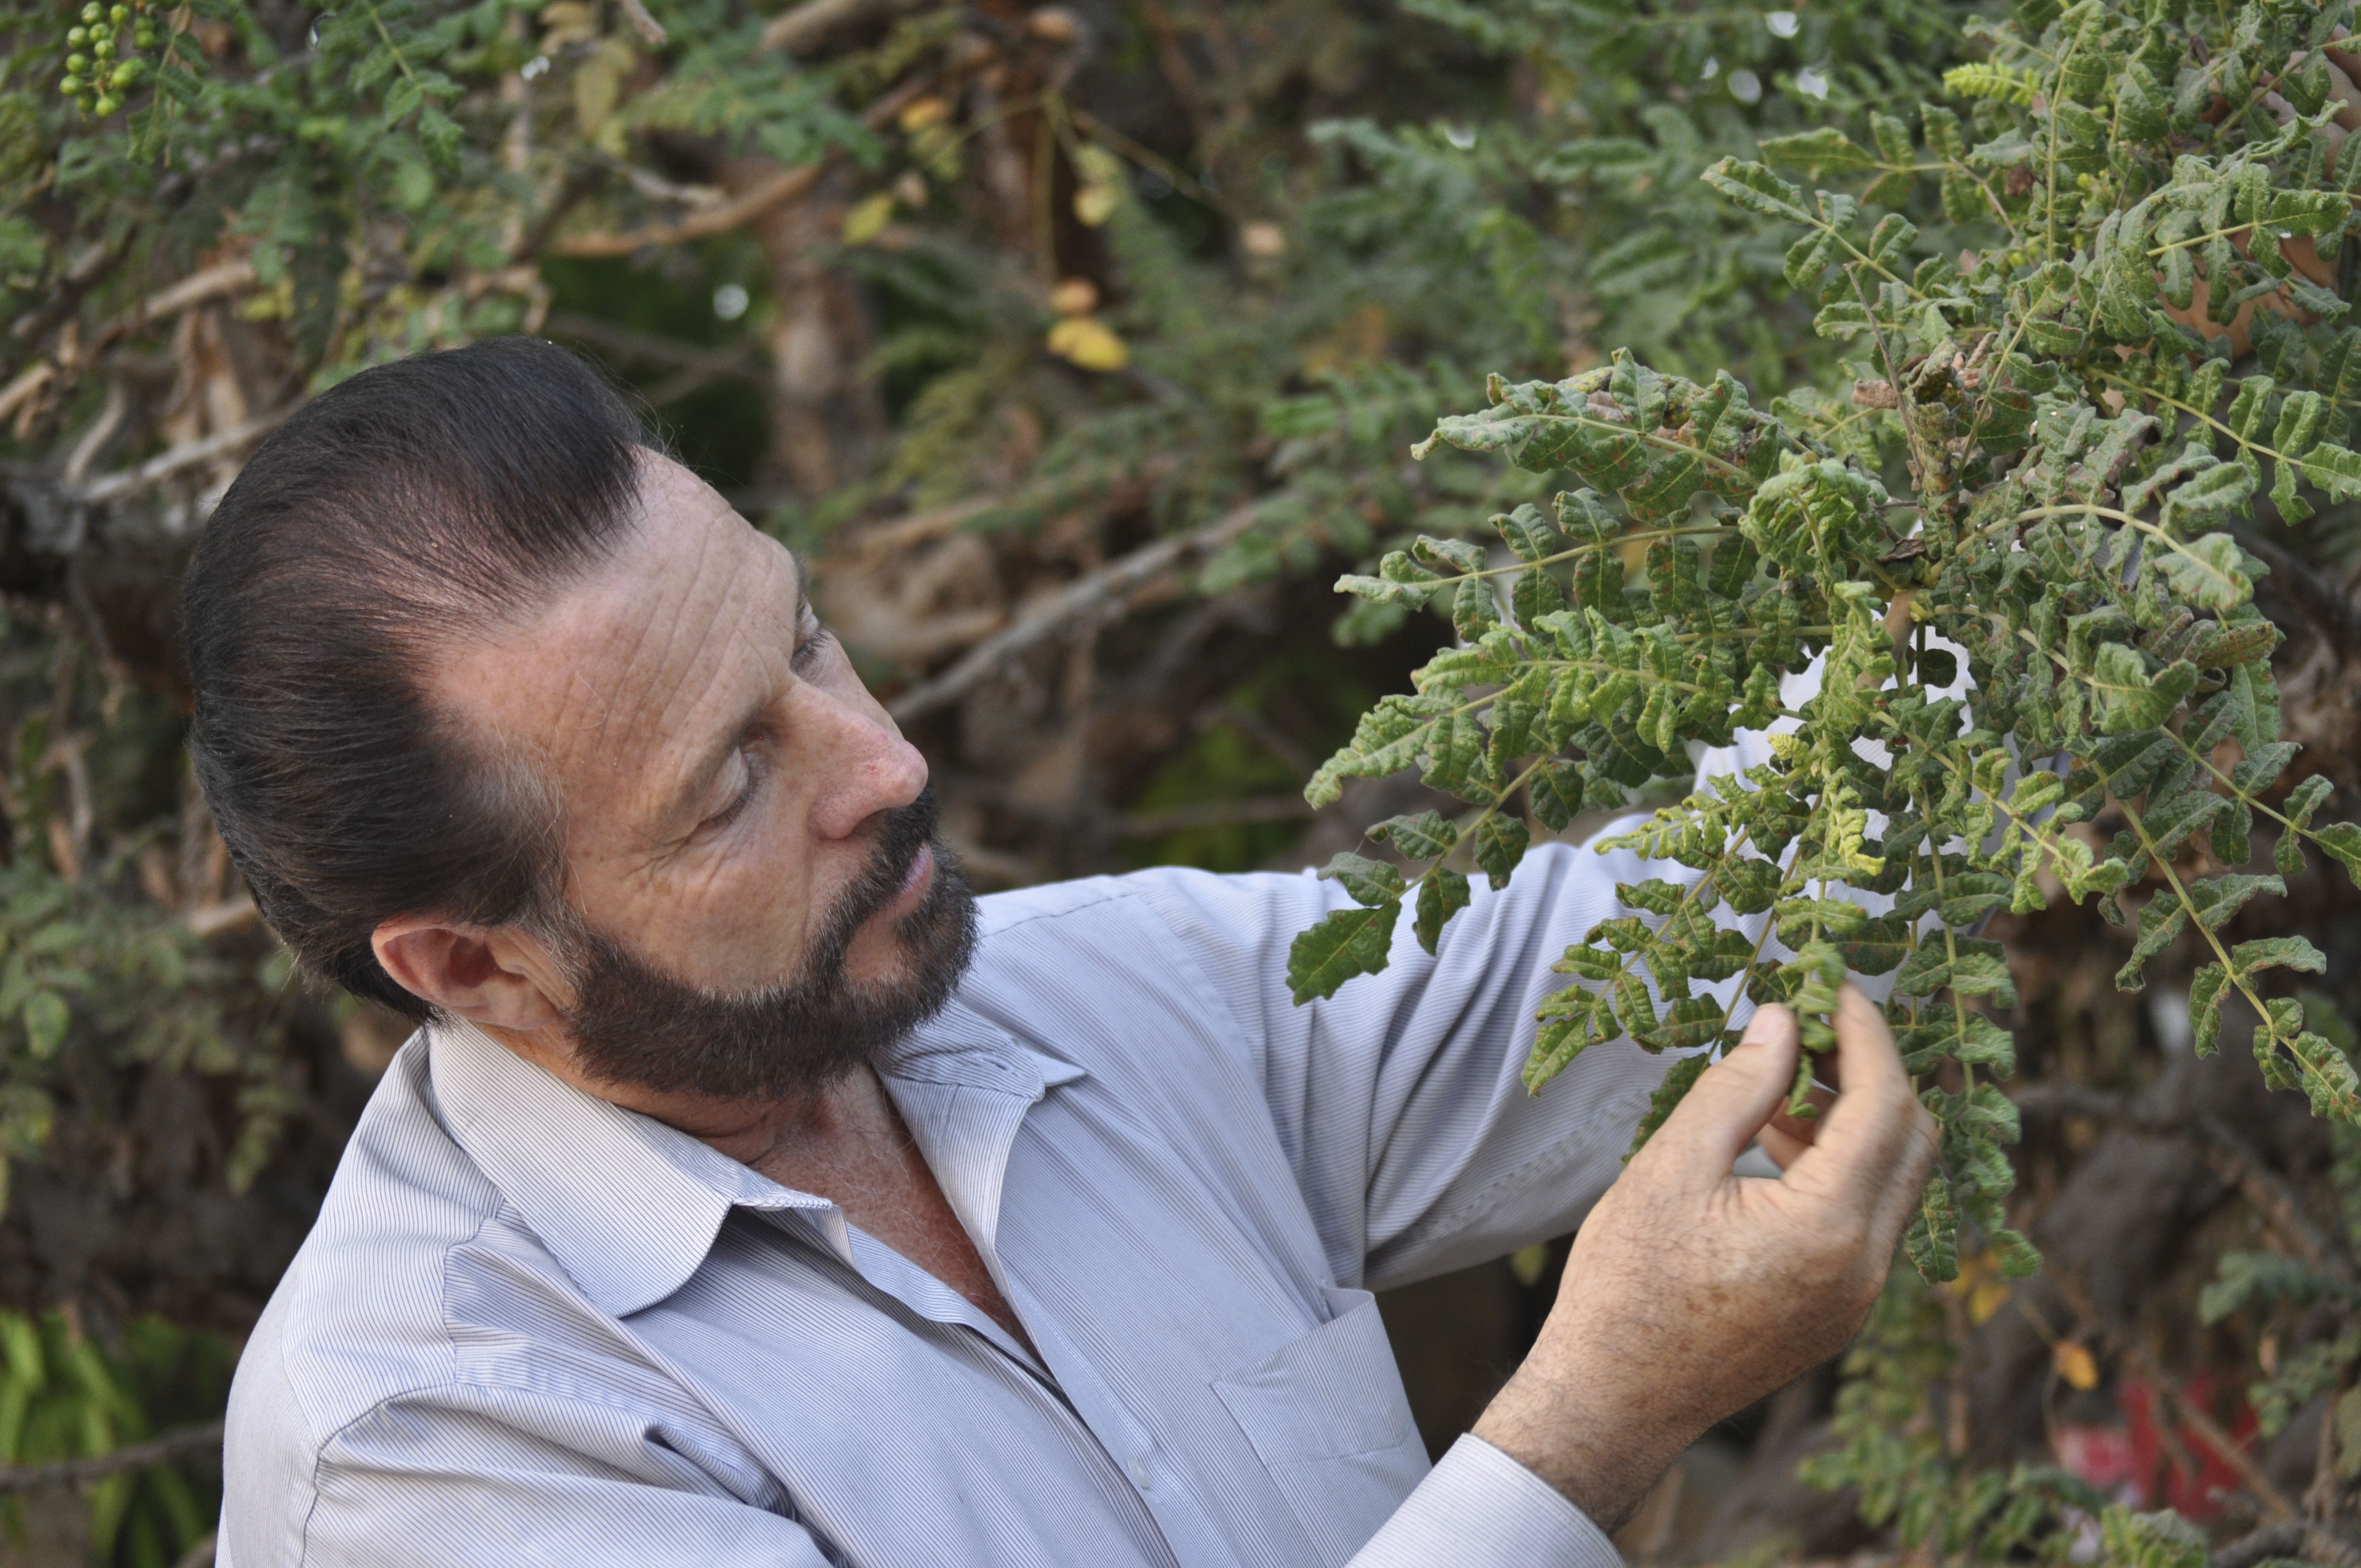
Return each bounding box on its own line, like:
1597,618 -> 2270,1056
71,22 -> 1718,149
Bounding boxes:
1286,901 -> 1402,1004
1415,868 -> 1472,955
1370,811 -> 1457,861
1701,159 -> 1810,225
1625,1052 -> 1711,1157
1903,1172 -> 1960,1283
1758,127 -> 1877,176
1473,815 -> 1529,890
1319,852 -> 1407,907
20,993 -> 66,1060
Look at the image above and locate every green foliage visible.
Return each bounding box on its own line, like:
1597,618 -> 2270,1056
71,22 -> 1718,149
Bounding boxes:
0,1310 -> 229,1567
1294,0 -> 2361,1294
1800,1266 -> 2103,1561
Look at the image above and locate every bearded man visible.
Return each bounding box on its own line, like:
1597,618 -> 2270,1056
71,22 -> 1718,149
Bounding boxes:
195,338 -> 1935,1568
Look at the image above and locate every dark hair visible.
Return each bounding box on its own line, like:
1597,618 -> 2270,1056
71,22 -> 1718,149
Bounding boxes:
183,337 -> 654,1021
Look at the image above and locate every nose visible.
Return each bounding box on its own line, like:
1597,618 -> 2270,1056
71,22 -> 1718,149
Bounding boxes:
796,682 -> 928,840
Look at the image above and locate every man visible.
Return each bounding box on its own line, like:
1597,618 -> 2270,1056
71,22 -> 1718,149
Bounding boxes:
194,338 -> 1935,1567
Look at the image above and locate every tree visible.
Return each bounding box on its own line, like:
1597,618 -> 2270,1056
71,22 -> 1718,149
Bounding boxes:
13,0 -> 2361,1559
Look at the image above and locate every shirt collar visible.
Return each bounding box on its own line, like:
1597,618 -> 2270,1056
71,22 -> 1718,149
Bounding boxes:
423,1004 -> 1085,1319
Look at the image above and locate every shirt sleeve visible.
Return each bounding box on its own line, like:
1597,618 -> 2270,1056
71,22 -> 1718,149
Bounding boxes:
222,1383 -> 837,1568
1348,1436 -> 1624,1568
1135,821 -> 1751,1295
1130,680 -> 1841,1294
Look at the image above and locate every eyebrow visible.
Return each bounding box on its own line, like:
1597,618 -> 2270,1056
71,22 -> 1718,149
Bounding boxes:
660,552 -> 813,837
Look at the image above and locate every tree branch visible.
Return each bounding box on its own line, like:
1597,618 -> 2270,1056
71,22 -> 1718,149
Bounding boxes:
2016,1081 -> 2353,1280
543,313 -> 767,383
759,0 -> 932,55
887,498 -> 1271,725
2232,524 -> 2361,662
67,404 -> 298,507
549,75 -> 933,257
0,1420 -> 222,1495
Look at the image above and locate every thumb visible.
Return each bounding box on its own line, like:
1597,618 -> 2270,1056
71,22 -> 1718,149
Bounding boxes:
1638,1004 -> 1799,1181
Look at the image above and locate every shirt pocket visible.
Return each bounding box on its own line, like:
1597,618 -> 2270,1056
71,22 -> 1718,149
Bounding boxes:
1210,1285 -> 1431,1564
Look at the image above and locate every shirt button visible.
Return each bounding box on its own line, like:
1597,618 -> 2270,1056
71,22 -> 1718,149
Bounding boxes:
1129,1458 -> 1153,1490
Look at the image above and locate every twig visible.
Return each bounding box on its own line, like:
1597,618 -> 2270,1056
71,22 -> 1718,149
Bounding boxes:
554,164 -> 828,258
92,259 -> 259,354
887,497 -> 1270,723
2054,1270 -> 2300,1523
2231,525 -> 2361,662
551,73 -> 931,257
759,0 -> 929,53
2015,1083 -> 2353,1280
542,313 -> 766,384
1114,793 -> 1315,836
615,0 -> 666,46
0,1420 -> 223,1495
67,404 -> 297,506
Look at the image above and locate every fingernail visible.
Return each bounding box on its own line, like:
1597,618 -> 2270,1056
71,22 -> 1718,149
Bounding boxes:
1739,1003 -> 1790,1044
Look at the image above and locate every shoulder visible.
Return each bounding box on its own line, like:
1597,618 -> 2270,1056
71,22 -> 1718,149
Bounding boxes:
222,1046 -> 563,1539
975,863 -> 1336,946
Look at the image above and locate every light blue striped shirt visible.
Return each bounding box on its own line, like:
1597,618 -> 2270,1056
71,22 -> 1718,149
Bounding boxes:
220,836 -> 1708,1566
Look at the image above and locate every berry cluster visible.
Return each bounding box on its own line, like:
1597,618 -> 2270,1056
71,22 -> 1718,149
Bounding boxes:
59,1 -> 154,117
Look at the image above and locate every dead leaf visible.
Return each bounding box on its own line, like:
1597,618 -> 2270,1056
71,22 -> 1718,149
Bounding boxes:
1047,315 -> 1127,371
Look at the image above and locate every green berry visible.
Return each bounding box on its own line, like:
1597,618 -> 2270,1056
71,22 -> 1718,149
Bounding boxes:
94,92 -> 118,114
79,4 -> 100,24
108,6 -> 128,22
66,52 -> 88,70
132,25 -> 153,45
109,61 -> 135,86
59,73 -> 81,94
67,26 -> 87,45
92,36 -> 112,58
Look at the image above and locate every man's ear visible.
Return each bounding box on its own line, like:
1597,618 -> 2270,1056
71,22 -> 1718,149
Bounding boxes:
372,917 -> 571,1035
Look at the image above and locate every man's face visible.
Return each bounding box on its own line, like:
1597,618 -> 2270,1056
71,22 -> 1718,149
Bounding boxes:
434,454 -> 976,1099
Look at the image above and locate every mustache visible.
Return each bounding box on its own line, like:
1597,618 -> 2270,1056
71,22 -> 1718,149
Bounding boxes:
801,786 -> 944,975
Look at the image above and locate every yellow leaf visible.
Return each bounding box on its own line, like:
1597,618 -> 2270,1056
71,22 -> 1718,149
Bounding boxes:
2335,1387 -> 2361,1478
842,192 -> 895,246
1046,315 -> 1128,371
897,96 -> 949,133
1073,183 -> 1120,227
1048,277 -> 1098,316
1240,220 -> 1286,258
2053,1340 -> 2099,1391
1967,1278 -> 2011,1325
540,0 -> 598,47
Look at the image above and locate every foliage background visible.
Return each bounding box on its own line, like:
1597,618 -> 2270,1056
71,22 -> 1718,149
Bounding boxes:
9,0 -> 2361,1561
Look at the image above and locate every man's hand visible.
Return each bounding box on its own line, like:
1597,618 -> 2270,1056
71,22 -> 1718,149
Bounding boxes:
1470,987 -> 1939,1531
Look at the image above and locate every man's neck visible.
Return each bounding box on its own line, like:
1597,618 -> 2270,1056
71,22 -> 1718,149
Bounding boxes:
481,1025 -> 1034,1349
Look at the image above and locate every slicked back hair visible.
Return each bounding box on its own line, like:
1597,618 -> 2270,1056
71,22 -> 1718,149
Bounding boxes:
183,337 -> 655,1020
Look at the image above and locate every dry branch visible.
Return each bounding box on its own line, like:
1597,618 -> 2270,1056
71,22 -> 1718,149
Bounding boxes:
551,75 -> 934,257
2015,1082 -> 2353,1279
68,404 -> 298,507
887,498 -> 1270,724
759,0 -> 931,53
0,1420 -> 223,1495
554,164 -> 829,258
543,313 -> 768,384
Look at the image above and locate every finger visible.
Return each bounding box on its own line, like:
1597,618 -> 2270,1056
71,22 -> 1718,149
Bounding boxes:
1756,1123 -> 1811,1170
1639,1004 -> 1798,1180
1764,1086 -> 1833,1151
1863,1096 -> 1943,1250
2330,61 -> 2361,132
1777,986 -> 1918,1191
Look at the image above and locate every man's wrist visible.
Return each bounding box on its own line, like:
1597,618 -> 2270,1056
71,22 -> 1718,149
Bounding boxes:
1469,1357 -> 1688,1533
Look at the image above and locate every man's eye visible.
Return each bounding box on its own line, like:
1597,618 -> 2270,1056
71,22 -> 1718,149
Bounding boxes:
792,624 -> 834,672
703,745 -> 764,831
